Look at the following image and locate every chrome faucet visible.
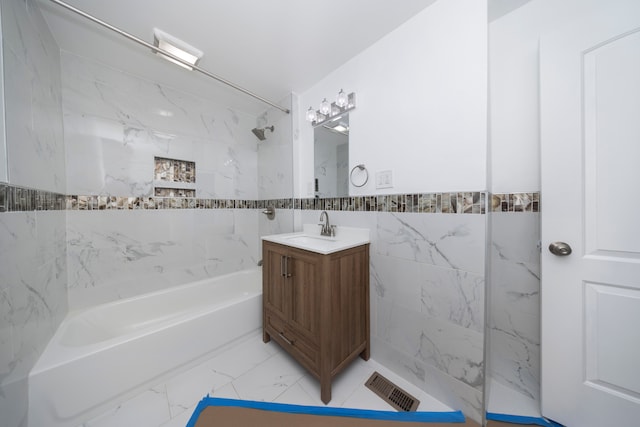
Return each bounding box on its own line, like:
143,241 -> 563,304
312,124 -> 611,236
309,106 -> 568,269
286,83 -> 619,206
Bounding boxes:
318,210 -> 335,237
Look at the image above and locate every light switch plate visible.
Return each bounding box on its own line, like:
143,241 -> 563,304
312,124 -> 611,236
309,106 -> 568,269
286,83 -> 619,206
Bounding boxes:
376,170 -> 393,189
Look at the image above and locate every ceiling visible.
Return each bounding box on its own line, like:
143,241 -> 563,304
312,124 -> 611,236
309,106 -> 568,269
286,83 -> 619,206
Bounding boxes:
37,0 -> 439,115
487,0 -> 533,21
37,1 -> 531,115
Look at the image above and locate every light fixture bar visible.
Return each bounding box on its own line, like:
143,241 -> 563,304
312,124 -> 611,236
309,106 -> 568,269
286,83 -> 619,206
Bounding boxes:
48,0 -> 290,114
310,92 -> 356,128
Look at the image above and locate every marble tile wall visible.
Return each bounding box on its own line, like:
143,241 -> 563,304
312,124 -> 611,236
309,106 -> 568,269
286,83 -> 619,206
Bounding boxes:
2,0 -> 66,194
255,94 -> 296,241
256,94 -> 294,201
66,209 -> 260,309
59,52 -> 287,309
488,210 -> 541,402
61,51 -> 259,200
0,210 -> 68,426
299,209 -> 486,422
0,1 -> 67,427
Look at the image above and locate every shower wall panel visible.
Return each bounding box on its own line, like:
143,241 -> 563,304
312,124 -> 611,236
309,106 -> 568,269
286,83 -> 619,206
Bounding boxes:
256,94 -> 295,239
2,0 -> 66,194
0,1 -> 67,426
61,52 -> 263,309
62,52 -> 259,199
66,208 -> 259,309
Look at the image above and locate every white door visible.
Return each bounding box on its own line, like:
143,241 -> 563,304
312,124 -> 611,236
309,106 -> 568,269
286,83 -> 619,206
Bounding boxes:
540,1 -> 640,426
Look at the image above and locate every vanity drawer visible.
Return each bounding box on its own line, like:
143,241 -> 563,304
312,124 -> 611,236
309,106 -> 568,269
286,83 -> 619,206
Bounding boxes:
265,310 -> 319,372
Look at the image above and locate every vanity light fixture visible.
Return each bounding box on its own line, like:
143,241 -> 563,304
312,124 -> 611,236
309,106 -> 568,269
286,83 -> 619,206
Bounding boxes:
336,89 -> 348,108
320,98 -> 331,115
305,107 -> 318,123
153,28 -> 203,71
306,90 -> 356,128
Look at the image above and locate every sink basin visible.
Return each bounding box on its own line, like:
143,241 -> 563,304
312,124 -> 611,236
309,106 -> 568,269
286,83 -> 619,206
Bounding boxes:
284,235 -> 336,244
262,225 -> 369,255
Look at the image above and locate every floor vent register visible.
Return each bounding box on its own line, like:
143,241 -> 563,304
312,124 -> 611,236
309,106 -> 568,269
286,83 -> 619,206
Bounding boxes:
364,371 -> 420,412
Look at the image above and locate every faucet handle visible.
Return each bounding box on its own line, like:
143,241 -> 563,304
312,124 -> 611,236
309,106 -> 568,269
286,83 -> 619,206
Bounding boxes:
330,225 -> 336,237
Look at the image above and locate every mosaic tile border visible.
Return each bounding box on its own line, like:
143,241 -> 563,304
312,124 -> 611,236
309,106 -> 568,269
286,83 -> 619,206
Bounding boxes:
0,184 -> 66,212
296,192 -> 488,214
0,184 -> 294,213
65,196 -> 293,211
1,184 -> 538,215
490,193 -> 540,213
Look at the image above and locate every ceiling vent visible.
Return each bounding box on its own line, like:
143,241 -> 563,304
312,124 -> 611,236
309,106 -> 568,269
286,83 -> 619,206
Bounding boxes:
153,28 -> 203,70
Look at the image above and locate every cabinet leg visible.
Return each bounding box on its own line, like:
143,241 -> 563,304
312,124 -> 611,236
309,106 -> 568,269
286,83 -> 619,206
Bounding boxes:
263,330 -> 271,343
320,376 -> 331,404
360,342 -> 370,361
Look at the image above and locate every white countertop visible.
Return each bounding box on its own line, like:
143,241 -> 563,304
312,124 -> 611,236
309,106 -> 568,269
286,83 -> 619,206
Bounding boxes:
261,224 -> 370,255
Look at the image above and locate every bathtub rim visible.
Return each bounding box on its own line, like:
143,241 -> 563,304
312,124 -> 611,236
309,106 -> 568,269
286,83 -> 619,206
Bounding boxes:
31,268 -> 263,375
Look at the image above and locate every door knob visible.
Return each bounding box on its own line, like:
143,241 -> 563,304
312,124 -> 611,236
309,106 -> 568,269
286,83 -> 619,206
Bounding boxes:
549,241 -> 572,256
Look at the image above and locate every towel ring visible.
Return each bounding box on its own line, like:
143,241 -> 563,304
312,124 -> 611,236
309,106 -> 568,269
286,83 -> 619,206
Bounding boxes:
349,164 -> 368,188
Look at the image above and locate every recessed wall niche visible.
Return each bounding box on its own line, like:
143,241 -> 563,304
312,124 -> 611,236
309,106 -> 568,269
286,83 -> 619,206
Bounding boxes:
153,156 -> 196,198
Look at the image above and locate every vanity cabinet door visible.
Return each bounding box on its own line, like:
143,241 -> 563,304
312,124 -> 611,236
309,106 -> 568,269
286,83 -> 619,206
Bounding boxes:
262,241 -> 289,320
287,247 -> 321,345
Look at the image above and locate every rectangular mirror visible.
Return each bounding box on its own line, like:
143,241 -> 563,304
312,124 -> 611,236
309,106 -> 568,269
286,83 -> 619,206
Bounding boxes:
313,114 -> 349,198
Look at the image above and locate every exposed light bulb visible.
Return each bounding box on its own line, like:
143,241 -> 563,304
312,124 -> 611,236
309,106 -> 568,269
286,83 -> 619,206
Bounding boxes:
336,89 -> 348,108
320,98 -> 331,115
306,106 -> 317,122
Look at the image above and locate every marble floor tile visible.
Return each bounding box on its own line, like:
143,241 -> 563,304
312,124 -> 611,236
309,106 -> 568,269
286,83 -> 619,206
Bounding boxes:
164,361 -> 231,418
273,382 -> 323,406
296,357 -> 374,407
158,403 -> 196,427
79,332 -> 453,427
203,333 -> 279,379
230,351 -> 306,402
80,385 -> 171,427
210,381 -> 241,399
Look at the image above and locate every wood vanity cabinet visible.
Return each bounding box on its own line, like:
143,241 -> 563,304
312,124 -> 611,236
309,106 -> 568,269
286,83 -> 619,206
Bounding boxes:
262,240 -> 370,404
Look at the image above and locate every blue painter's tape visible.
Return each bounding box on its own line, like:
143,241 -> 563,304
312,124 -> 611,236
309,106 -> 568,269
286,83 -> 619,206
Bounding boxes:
486,412 -> 564,427
187,396 -> 466,426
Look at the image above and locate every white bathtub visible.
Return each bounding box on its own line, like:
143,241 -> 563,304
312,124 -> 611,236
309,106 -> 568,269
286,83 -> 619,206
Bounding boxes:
28,268 -> 262,427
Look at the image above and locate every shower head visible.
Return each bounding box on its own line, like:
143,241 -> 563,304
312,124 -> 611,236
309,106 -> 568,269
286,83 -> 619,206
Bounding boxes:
251,125 -> 274,141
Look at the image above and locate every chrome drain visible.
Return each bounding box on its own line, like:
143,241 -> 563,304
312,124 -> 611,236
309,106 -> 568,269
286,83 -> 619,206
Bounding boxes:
365,371 -> 420,412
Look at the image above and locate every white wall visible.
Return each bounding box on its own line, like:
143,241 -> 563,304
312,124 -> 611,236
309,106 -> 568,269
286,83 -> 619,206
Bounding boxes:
297,0 -> 487,197
489,0 -> 603,192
